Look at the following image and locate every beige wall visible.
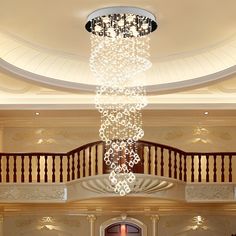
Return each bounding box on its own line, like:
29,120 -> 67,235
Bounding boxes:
3,214 -> 236,236
2,125 -> 236,153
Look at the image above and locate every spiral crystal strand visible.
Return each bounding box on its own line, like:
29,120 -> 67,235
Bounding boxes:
87,8 -> 156,196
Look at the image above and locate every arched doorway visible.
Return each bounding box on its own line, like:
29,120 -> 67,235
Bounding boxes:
105,223 -> 141,236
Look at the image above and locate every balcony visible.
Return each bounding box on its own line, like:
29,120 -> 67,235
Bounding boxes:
0,140 -> 235,203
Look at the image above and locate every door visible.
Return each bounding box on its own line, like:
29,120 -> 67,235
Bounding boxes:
105,223 -> 141,236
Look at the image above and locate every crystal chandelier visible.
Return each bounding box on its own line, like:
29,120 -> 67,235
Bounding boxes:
86,6 -> 157,196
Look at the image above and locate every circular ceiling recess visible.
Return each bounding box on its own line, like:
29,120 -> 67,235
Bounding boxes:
0,0 -> 236,92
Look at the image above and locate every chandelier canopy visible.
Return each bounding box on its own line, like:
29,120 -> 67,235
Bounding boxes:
86,6 -> 157,196
85,6 -> 157,38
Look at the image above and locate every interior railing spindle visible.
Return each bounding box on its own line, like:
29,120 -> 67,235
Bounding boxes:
168,150 -> 172,178
21,155 -> 25,183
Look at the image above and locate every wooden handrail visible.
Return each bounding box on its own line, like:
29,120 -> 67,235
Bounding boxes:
0,140 -> 234,184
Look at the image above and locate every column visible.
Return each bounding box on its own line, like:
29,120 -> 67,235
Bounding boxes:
150,215 -> 159,236
0,215 -> 3,236
87,214 -> 96,236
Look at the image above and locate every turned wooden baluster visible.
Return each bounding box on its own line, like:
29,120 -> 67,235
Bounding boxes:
89,147 -> 92,176
198,154 -> 202,182
72,153 -> 75,180
154,146 -> 158,175
6,155 -> 10,183
29,155 -> 32,183
206,154 -> 209,182
179,153 -> 183,181
102,142 -> 106,174
142,145 -> 145,173
83,149 -> 86,177
160,148 -> 164,176
148,146 -> 151,174
37,155 -> 40,182
183,153 -> 187,182
95,145 -> 98,175
213,154 -> 217,182
44,155 -> 48,183
191,154 -> 194,182
229,154 -> 232,182
77,152 -> 80,179
67,154 -> 70,181
59,155 -> 63,182
13,155 -> 17,183
221,154 -> 225,182
168,150 -> 172,178
174,151 -> 177,179
21,155 -> 25,183
52,155 -> 56,183
0,155 -> 2,183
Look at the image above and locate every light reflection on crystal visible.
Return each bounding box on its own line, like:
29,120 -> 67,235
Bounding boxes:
90,15 -> 151,196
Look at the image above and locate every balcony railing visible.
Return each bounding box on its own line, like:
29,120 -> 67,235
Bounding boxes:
0,140 -> 235,183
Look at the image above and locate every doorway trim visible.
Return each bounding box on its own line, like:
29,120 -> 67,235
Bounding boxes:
100,216 -> 147,236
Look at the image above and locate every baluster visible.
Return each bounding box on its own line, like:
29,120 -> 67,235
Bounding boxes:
206,154 -> 209,182
29,155 -> 32,182
13,155 -> 17,183
95,145 -> 98,175
161,148 -> 164,176
168,150 -> 172,178
198,154 -> 202,182
52,155 -> 56,183
89,147 -> 92,176
6,155 -> 10,183
154,146 -> 158,175
44,155 -> 48,183
83,149 -> 86,177
213,154 -> 217,182
102,142 -> 106,174
0,155 -> 2,183
174,151 -> 177,179
179,153 -> 183,181
229,154 -> 232,182
37,155 -> 40,182
221,155 -> 225,182
67,154 -> 70,181
142,145 -> 145,174
72,153 -> 75,180
184,153 -> 187,182
191,154 -> 194,182
148,146 -> 151,174
60,155 -> 63,182
21,155 -> 25,183
77,152 -> 80,179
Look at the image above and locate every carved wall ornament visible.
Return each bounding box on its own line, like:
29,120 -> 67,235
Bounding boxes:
186,184 -> 234,201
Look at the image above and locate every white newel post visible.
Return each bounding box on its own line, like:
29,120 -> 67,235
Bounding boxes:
87,214 -> 96,236
151,215 -> 159,236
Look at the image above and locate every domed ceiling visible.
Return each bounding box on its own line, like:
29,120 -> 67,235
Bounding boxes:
0,0 -> 236,92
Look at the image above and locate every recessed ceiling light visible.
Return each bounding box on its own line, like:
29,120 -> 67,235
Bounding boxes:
204,111 -> 208,115
35,112 -> 40,116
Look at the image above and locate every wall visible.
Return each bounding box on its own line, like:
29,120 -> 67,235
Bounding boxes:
3,214 -> 236,236
3,125 -> 236,153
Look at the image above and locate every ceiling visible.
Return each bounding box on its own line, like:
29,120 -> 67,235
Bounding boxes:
0,0 -> 236,92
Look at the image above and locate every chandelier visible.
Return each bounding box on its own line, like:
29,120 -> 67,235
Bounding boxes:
86,6 -> 157,196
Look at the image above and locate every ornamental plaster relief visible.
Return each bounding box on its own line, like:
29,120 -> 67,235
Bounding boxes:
0,177 -> 234,203
186,184 -> 235,202
0,184 -> 66,202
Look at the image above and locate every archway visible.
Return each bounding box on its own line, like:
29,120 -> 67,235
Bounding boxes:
105,222 -> 141,236
100,217 -> 147,236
